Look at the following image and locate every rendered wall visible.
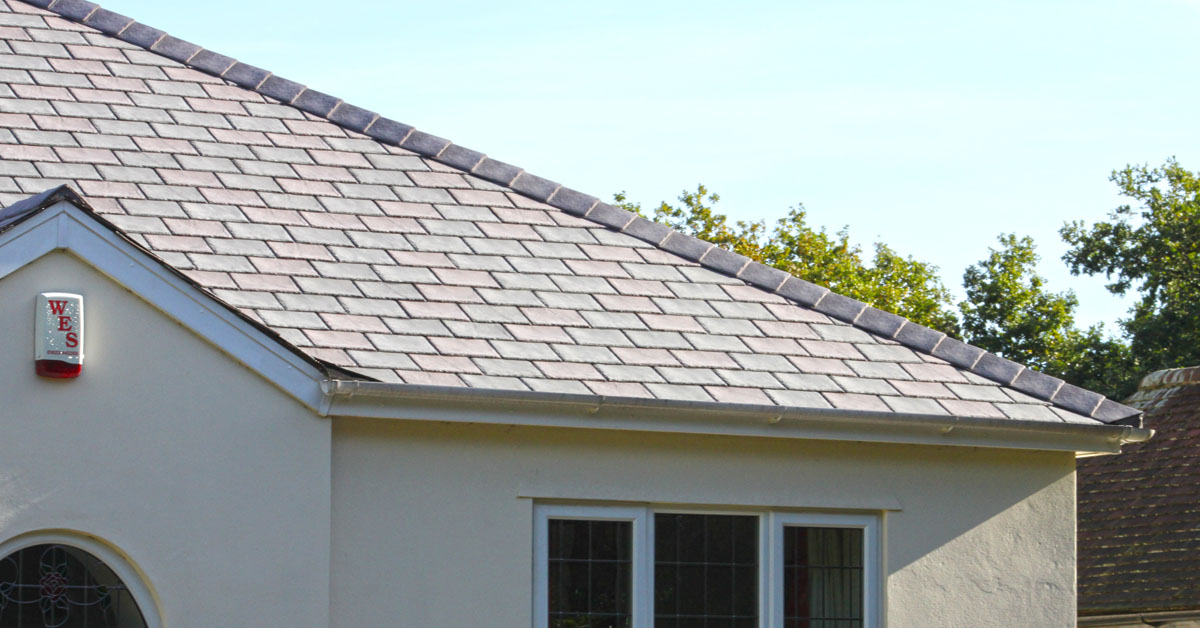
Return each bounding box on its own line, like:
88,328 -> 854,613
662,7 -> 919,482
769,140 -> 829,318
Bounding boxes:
330,418 -> 1077,627
0,252 -> 332,626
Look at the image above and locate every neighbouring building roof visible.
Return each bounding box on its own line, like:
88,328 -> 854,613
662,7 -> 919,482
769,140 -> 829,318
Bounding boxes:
0,0 -> 1141,425
1078,367 -> 1200,617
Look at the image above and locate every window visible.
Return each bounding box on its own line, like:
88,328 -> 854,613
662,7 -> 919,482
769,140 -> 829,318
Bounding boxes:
0,543 -> 149,628
534,506 -> 879,628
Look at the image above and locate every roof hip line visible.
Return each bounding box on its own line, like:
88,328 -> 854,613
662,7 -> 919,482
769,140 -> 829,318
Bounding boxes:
18,0 -> 1142,425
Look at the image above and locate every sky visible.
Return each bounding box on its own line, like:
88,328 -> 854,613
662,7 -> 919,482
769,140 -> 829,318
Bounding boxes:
99,0 -> 1200,331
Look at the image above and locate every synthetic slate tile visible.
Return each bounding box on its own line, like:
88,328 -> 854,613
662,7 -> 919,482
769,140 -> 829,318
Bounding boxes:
0,5 -> 1114,423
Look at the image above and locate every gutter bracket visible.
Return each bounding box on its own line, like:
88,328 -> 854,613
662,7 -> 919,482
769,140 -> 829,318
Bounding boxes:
317,379 -> 335,417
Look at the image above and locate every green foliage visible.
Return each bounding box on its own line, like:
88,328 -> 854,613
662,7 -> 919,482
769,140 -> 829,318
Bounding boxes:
614,186 -> 961,335
1062,158 -> 1200,376
616,182 -> 1150,400
960,234 -> 1136,398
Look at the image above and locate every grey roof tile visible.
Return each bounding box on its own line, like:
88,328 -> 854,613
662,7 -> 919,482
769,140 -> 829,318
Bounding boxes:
445,320 -> 511,340
945,383 -> 1011,402
707,386 -> 772,405
882,396 -> 948,415
787,356 -> 854,376
490,340 -> 556,361
824,392 -> 888,412
474,358 -> 540,378
731,352 -> 796,373
656,366 -> 723,386
901,363 -> 969,383
832,376 -> 898,396
854,343 -> 922,363
766,389 -> 832,408
998,403 -> 1059,421
258,309 -> 324,328
523,378 -> 590,394
643,383 -> 713,402
811,324 -> 875,343
775,373 -> 841,392
0,1 -> 1128,425
717,369 -> 783,389
672,350 -> 738,369
938,399 -> 1007,419
799,340 -> 864,360
845,360 -> 909,380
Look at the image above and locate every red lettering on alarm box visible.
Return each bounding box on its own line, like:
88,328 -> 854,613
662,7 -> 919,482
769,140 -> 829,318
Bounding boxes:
57,316 -> 72,331
47,300 -> 67,315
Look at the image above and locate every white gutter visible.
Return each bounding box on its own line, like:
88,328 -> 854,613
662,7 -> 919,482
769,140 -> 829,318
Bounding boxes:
321,379 -> 1151,454
1078,609 -> 1200,626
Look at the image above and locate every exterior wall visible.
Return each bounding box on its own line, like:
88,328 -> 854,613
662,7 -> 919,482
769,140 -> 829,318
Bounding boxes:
330,418 -> 1077,628
0,252 -> 1082,628
0,252 -> 332,626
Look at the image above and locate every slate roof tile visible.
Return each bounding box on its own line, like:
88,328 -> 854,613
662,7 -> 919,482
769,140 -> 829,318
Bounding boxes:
0,0 -> 1141,424
825,393 -> 889,412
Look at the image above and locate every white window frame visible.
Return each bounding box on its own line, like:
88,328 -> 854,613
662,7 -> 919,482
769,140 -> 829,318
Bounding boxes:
769,512 -> 881,628
533,505 -> 881,628
533,504 -> 652,628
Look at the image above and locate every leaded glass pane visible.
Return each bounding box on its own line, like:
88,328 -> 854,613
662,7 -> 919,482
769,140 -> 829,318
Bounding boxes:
654,513 -> 758,627
548,519 -> 632,628
0,544 -> 148,628
783,527 -> 863,628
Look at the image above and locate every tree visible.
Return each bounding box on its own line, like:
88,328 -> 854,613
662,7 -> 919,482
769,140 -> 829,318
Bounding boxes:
960,234 -> 1135,398
1062,158 -> 1200,378
615,186 -> 961,334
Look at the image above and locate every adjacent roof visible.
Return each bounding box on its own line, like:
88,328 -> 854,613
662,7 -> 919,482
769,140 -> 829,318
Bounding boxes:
1078,367 -> 1200,616
0,0 -> 1141,425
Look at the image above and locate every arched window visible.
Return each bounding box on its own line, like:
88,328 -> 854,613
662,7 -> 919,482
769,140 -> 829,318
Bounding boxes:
0,544 -> 148,628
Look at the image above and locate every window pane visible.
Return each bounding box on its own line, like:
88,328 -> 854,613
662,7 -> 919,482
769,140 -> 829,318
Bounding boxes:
783,527 -> 864,628
548,519 -> 632,628
654,514 -> 758,626
0,544 -> 148,628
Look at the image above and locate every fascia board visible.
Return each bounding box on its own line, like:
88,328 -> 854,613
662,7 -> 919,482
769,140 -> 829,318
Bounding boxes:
0,205 -> 57,277
326,380 -> 1149,454
0,202 -> 329,412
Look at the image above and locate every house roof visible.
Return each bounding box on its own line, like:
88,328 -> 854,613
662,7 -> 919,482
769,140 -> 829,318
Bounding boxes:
0,184 -> 365,386
1077,367 -> 1200,616
0,0 -> 1141,426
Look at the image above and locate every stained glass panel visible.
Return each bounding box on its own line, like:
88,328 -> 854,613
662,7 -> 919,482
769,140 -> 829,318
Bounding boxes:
0,544 -> 148,628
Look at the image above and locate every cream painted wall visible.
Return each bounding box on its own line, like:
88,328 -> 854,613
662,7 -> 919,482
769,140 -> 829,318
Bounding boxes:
330,418 -> 1078,627
0,252 -> 332,626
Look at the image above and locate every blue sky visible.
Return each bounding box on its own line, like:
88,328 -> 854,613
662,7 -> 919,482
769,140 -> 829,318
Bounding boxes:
102,0 -> 1200,331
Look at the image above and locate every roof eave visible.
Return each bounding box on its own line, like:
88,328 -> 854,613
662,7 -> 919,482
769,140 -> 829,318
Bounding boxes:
323,379 -> 1152,454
